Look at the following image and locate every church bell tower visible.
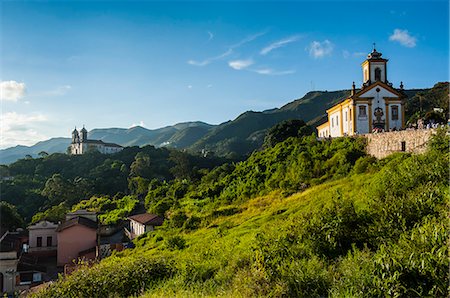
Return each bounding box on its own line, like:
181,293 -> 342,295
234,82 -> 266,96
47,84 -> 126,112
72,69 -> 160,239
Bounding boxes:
361,44 -> 388,85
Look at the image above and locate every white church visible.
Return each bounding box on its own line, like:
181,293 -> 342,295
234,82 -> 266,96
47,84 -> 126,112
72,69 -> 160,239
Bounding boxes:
317,47 -> 407,138
70,126 -> 123,155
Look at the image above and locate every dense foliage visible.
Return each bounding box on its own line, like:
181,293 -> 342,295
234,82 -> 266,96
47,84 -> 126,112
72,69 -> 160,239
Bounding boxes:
405,82 -> 449,124
1,145 -> 226,222
30,130 -> 449,297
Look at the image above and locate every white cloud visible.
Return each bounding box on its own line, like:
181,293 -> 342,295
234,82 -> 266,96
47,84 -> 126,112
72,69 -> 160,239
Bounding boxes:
260,35 -> 300,55
229,31 -> 267,49
207,31 -> 214,42
187,85 -> 193,89
353,52 -> 366,57
308,40 -> 334,58
188,31 -> 266,67
46,85 -> 72,96
389,29 -> 417,48
0,81 -> 26,102
187,49 -> 233,66
342,50 -> 350,59
130,121 -> 146,128
228,59 -> 254,70
0,112 -> 48,148
253,68 -> 296,76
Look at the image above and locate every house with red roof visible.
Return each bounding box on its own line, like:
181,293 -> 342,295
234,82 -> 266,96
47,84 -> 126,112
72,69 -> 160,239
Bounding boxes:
56,211 -> 98,266
126,213 -> 164,240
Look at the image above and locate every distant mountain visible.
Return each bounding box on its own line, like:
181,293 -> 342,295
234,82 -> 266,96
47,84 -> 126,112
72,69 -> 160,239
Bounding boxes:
0,122 -> 215,164
0,88 -> 427,164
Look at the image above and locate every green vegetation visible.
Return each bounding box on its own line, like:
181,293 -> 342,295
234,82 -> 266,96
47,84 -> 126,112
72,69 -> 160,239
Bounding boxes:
405,82 -> 449,124
1,145 -> 226,222
30,130 -> 449,297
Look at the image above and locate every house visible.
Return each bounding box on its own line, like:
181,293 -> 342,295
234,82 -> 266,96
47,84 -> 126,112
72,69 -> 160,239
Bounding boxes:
126,213 -> 164,240
56,211 -> 98,266
317,46 -> 407,138
27,221 -> 58,257
70,126 -> 123,155
0,230 -> 45,294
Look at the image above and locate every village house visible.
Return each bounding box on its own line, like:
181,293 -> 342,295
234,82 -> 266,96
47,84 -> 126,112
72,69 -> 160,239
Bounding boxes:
126,213 -> 164,240
27,221 -> 58,257
317,46 -> 407,137
56,211 -> 98,267
0,230 -> 46,294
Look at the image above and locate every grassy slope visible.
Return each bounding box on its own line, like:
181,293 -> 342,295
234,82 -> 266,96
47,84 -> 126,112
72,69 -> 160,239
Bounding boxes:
31,132 -> 448,298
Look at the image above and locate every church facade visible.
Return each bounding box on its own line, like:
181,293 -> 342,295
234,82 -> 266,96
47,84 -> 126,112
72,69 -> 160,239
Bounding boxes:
70,127 -> 123,155
317,48 -> 407,138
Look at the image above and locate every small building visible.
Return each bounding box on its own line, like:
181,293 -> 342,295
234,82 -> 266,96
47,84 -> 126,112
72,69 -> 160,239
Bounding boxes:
70,126 -> 123,155
317,47 -> 407,138
126,213 -> 164,240
27,221 -> 58,256
56,215 -> 98,267
0,230 -> 31,294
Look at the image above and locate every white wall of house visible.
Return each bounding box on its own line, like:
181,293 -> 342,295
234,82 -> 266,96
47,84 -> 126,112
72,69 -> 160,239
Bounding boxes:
329,111 -> 341,137
28,221 -> 58,252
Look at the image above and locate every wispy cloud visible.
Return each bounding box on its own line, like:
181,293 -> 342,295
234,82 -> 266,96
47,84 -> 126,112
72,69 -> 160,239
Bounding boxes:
389,29 -> 417,48
353,51 -> 366,57
207,31 -> 214,42
187,49 -> 233,66
260,35 -> 300,55
188,31 -> 266,67
228,59 -> 254,70
253,68 -> 296,76
308,40 -> 334,58
342,50 -> 350,59
45,85 -> 72,96
187,85 -> 193,89
1,80 -> 26,102
229,31 -> 267,49
0,112 -> 48,148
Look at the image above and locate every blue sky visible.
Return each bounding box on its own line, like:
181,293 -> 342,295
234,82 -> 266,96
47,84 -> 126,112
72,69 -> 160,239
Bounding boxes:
1,0 -> 448,148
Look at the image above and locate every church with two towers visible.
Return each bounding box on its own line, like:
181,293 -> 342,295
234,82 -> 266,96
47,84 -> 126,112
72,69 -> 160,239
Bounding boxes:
317,47 -> 407,138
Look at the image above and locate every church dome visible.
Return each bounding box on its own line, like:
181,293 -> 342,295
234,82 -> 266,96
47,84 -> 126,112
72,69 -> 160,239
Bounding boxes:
367,48 -> 383,59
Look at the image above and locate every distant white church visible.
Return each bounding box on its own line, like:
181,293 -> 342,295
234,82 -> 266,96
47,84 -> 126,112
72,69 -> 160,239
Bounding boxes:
70,126 -> 123,155
317,47 -> 407,137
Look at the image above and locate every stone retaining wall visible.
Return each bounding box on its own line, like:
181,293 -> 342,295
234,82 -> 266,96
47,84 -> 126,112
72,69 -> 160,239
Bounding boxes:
364,129 -> 436,159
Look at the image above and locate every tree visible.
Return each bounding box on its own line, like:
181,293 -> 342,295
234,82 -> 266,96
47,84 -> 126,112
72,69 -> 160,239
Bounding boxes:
42,174 -> 79,206
130,153 -> 153,179
38,151 -> 49,158
0,201 -> 24,230
264,119 -> 313,148
169,150 -> 192,180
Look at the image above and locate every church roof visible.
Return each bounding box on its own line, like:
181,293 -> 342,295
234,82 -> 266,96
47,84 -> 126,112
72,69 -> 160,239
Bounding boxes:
366,48 -> 388,61
82,139 -> 123,148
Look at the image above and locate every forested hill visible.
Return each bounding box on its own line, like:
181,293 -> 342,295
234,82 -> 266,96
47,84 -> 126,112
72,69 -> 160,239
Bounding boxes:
29,129 -> 449,298
1,86 -> 433,164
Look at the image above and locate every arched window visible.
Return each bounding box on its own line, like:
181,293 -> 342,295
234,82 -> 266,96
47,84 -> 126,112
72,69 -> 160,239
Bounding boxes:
375,67 -> 381,81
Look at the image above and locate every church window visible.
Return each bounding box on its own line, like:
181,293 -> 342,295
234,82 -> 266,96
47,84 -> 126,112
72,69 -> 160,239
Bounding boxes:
375,68 -> 381,81
331,118 -> 334,127
358,106 -> 367,117
391,106 -> 399,120
345,111 -> 347,121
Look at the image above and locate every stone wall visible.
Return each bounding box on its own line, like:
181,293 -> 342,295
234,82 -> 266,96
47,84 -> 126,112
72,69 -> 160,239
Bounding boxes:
364,129 -> 436,159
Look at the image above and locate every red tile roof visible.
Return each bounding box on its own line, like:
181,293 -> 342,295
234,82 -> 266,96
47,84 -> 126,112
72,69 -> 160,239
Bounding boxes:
128,213 -> 164,226
56,216 -> 98,232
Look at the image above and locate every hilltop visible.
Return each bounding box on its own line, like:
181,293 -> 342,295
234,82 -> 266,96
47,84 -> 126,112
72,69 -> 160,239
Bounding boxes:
1,86 -> 433,164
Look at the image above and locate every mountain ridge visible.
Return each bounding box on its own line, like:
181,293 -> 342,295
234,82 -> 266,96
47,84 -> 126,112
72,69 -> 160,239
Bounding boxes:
0,88 -> 428,164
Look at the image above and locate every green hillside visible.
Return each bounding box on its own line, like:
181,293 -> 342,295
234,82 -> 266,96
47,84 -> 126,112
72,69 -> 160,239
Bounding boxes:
30,130 -> 449,298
